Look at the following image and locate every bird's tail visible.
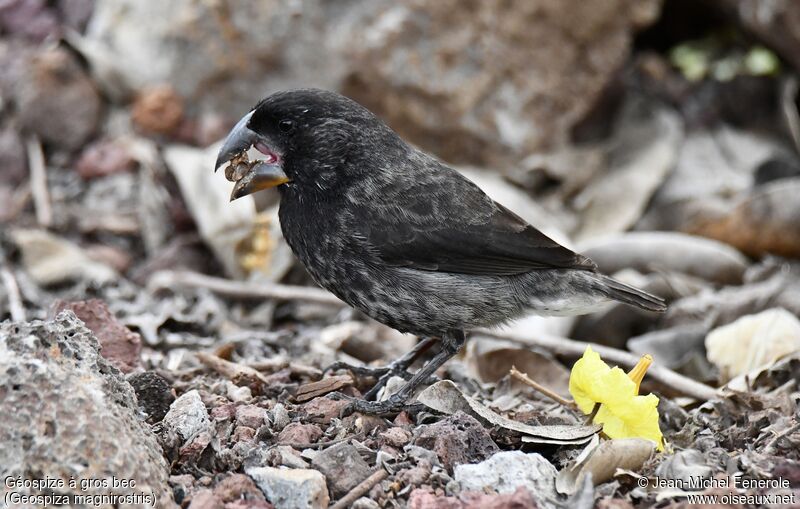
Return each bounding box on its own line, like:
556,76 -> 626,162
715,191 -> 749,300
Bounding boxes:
596,274 -> 667,313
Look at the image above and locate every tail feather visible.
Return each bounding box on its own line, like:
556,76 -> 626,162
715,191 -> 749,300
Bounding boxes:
597,274 -> 667,313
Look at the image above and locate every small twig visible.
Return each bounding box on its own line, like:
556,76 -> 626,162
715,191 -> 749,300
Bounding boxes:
147,269 -> 344,306
248,358 -> 323,378
481,329 -> 718,401
329,468 -> 388,509
510,366 -> 577,409
781,76 -> 800,155
1,267 -> 25,321
25,136 -> 52,227
196,351 -> 268,390
764,422 -> 800,454
586,402 -> 601,425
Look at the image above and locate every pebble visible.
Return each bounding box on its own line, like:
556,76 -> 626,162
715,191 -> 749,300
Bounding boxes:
163,389 -> 212,443
236,405 -> 267,429
311,442 -> 372,497
246,466 -> 329,509
276,423 -> 323,445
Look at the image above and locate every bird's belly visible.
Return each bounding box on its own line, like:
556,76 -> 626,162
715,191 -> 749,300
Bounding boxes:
311,264 -> 525,335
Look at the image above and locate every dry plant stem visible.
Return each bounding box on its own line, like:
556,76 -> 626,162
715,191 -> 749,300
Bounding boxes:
25,136 -> 52,227
248,359 -> 323,378
196,351 -> 268,385
586,402 -> 601,425
509,366 -> 577,409
329,469 -> 389,509
1,267 -> 25,321
484,329 -> 718,401
147,269 -> 344,306
782,76 -> 800,154
764,422 -> 800,454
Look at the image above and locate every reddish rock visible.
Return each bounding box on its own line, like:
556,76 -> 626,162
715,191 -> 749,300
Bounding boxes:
232,426 -> 256,443
380,427 -> 413,448
132,84 -> 184,136
276,422 -> 323,445
213,474 -> 269,505
188,488 -> 224,509
460,487 -> 538,509
300,396 -> 350,424
211,403 -> 238,421
394,411 -> 415,427
409,487 -> 538,509
179,431 -> 212,463
51,299 -> 142,373
408,489 -> 462,509
236,405 -> 267,429
75,139 -> 137,179
414,412 -> 499,473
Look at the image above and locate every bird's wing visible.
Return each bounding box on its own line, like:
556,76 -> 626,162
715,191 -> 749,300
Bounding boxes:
353,165 -> 596,276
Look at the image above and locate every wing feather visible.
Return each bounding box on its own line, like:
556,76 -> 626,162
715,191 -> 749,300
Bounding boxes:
354,166 -> 595,276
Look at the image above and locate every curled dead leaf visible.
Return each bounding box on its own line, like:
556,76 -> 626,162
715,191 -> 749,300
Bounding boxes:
556,436 -> 655,495
417,380 -> 599,445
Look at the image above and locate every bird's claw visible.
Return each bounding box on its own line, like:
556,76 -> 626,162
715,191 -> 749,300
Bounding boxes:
327,391 -> 425,417
324,360 -> 419,400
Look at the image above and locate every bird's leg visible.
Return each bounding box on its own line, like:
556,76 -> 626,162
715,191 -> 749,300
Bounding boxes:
362,336 -> 439,399
333,330 -> 466,416
324,336 -> 439,400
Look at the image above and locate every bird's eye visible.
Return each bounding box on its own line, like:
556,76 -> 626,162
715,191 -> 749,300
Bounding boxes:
278,119 -> 294,133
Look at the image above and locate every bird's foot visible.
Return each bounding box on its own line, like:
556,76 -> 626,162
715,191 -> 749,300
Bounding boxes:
328,392 -> 425,417
324,359 -> 436,401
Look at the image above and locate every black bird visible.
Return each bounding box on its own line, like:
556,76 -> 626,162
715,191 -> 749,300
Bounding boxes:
215,89 -> 666,415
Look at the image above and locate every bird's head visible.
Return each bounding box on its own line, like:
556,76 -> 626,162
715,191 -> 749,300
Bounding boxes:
215,89 -> 398,200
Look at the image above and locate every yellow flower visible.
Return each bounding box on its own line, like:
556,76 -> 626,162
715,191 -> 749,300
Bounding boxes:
569,346 -> 664,451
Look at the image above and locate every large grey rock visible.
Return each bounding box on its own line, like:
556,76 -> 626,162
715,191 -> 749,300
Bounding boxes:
83,0 -> 384,113
0,312 -> 174,508
84,0 -> 661,166
454,451 -> 558,500
245,466 -> 329,509
343,0 -> 663,166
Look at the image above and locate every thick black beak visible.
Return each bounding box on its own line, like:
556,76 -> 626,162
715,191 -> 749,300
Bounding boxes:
229,161 -> 291,201
217,110 -> 291,200
215,111 -> 257,171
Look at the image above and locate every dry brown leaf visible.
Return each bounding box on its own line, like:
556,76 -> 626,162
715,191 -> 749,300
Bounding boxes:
294,375 -> 354,403
466,344 -> 570,397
